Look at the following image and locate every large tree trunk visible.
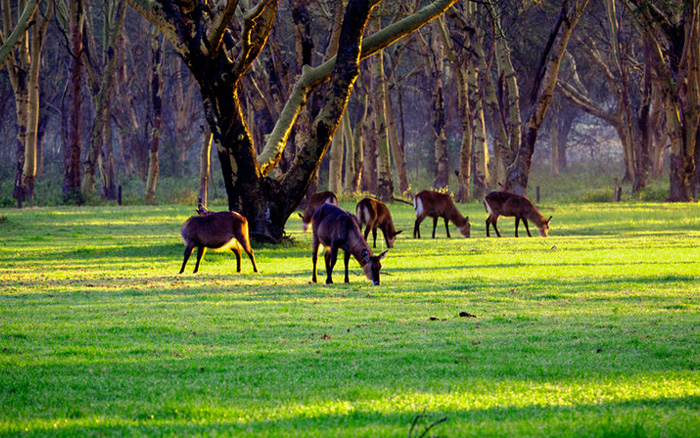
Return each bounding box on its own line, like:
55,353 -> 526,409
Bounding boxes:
128,0 -> 457,242
63,0 -> 85,204
503,0 -> 588,195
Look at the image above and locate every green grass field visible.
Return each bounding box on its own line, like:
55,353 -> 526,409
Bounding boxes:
1,201 -> 699,437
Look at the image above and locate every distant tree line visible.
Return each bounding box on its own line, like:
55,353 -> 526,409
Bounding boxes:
1,0 -> 698,241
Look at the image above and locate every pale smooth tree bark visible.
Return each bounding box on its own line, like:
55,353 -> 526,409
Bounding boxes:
199,127 -> 213,205
3,0 -> 52,204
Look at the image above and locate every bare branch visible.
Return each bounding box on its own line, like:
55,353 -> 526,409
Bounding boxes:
0,0 -> 40,70
206,0 -> 239,55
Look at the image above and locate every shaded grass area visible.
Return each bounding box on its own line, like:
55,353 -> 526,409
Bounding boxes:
1,202 -> 699,437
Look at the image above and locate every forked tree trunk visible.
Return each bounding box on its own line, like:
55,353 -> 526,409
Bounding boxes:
503,0 -> 588,195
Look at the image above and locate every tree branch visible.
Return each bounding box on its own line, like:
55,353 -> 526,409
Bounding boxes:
257,0 -> 458,176
206,0 -> 239,55
231,0 -> 276,78
0,0 -> 39,70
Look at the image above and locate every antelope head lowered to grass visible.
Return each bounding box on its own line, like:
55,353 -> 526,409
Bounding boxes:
484,191 -> 552,237
179,205 -> 258,274
311,203 -> 387,285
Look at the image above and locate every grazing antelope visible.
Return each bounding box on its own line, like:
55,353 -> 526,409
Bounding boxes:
180,205 -> 258,274
312,203 -> 387,285
413,190 -> 470,239
298,191 -> 338,232
484,191 -> 552,237
355,197 -> 403,248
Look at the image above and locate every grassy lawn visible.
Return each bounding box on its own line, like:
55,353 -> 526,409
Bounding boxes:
1,201 -> 699,437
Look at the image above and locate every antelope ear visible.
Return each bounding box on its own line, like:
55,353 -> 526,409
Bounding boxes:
378,250 -> 388,260
547,216 -> 553,224
393,230 -> 403,236
298,213 -> 303,219
362,249 -> 370,262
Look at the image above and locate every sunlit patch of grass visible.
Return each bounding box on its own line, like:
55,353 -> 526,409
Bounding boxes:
1,203 -> 699,437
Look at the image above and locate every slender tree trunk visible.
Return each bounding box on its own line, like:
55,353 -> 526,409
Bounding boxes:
475,35 -> 507,188
431,21 -> 449,190
374,47 -> 393,201
349,94 -> 367,192
144,30 -> 164,204
82,0 -> 126,196
199,128 -> 212,205
386,81 -> 409,195
63,0 -> 85,204
494,29 -> 522,171
342,111 -> 355,192
328,128 -> 344,193
503,0 -> 588,195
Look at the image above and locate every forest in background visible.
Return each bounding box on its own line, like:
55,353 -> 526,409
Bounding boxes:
1,0 -> 698,224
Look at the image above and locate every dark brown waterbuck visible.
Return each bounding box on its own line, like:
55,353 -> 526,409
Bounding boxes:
180,205 -> 258,273
311,203 -> 387,285
484,191 -> 552,237
298,191 -> 338,232
355,197 -> 402,248
413,190 -> 470,238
